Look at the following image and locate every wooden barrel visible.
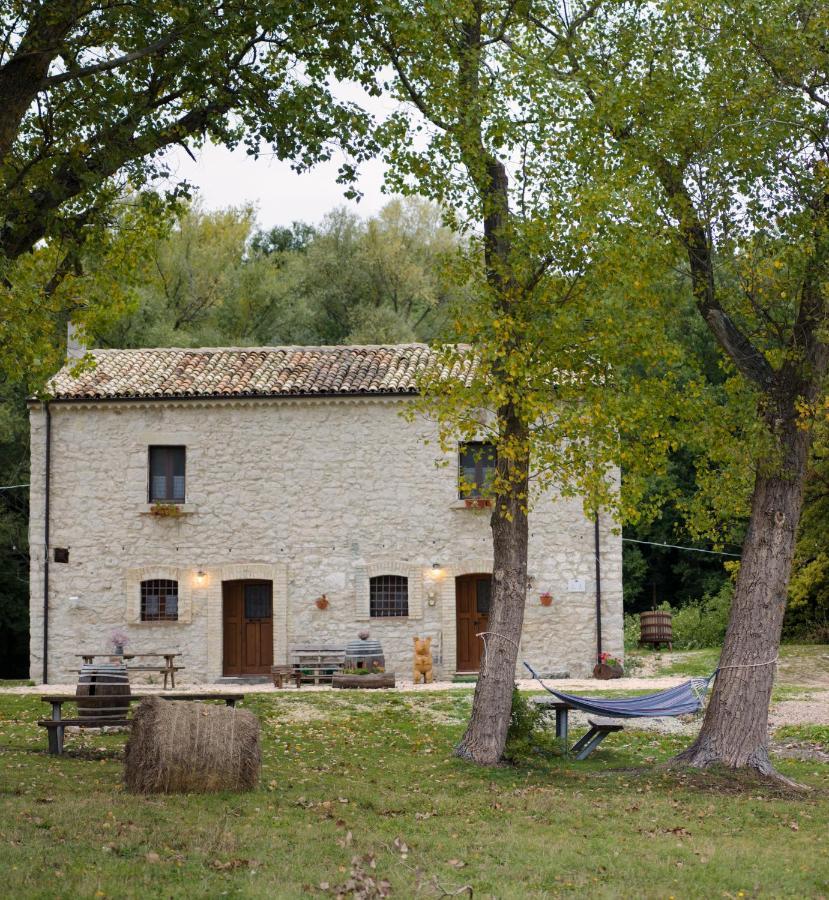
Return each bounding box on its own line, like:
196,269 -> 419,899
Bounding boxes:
76,663 -> 131,721
639,610 -> 673,648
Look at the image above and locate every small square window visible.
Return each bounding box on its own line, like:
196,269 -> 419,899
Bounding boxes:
149,446 -> 186,503
369,575 -> 409,617
141,579 -> 179,621
459,442 -> 497,499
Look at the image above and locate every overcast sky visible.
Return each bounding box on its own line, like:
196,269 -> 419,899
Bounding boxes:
159,80 -> 398,230
161,141 -> 391,230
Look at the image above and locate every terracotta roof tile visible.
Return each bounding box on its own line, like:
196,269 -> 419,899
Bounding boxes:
46,344 -> 476,401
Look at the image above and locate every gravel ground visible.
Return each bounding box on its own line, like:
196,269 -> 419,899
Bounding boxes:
0,674 -> 689,695
3,674 -> 826,734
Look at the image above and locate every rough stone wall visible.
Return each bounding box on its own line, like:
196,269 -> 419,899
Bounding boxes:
28,397 -> 623,683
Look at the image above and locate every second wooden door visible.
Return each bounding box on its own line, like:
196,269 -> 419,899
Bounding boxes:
455,574 -> 491,672
223,580 -> 273,676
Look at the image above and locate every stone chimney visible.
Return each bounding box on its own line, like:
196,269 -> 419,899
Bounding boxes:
67,321 -> 85,360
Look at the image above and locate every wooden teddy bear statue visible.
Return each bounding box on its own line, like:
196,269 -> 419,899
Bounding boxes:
412,636 -> 433,684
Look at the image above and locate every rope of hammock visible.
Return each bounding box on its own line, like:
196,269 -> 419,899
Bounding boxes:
476,631 -> 519,676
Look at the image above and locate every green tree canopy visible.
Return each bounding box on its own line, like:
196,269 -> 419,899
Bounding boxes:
0,0 -> 373,382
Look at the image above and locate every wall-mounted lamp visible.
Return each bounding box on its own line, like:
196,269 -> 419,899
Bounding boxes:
194,569 -> 207,587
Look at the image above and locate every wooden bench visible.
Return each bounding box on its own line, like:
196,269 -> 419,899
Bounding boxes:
38,693 -> 245,755
531,697 -> 574,741
126,664 -> 184,689
290,645 -> 345,684
77,652 -> 183,689
570,717 -> 625,760
271,665 -> 302,689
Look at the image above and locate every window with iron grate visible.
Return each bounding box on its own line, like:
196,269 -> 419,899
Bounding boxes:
369,575 -> 409,617
140,579 -> 179,621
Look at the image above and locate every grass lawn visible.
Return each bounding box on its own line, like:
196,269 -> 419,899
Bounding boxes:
633,643 -> 829,686
1,690 -> 828,899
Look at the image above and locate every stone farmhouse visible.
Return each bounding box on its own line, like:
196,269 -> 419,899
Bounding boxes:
28,345 -> 622,683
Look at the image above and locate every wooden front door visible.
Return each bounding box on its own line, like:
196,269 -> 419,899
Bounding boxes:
223,580 -> 273,676
455,574 -> 491,672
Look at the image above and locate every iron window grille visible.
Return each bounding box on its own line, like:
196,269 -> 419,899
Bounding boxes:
458,441 -> 497,498
244,582 -> 272,619
369,575 -> 409,617
149,446 -> 186,503
140,579 -> 179,621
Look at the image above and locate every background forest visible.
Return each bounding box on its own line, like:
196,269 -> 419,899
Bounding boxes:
1,195 -> 826,675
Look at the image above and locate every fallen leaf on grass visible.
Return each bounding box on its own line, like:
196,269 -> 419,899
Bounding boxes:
447,859 -> 467,869
208,858 -> 258,871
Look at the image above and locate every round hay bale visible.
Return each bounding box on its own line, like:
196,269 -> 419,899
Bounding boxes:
123,697 -> 260,794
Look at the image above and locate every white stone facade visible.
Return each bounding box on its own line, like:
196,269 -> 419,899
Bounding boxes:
28,396 -> 623,683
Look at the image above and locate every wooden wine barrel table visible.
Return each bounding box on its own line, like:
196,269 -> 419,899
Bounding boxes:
639,610 -> 673,649
76,663 -> 131,720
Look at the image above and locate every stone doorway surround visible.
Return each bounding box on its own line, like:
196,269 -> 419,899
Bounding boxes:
438,557 -> 493,676
204,562 -> 288,677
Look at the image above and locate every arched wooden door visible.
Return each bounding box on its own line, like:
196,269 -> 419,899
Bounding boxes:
455,574 -> 491,673
223,579 -> 273,675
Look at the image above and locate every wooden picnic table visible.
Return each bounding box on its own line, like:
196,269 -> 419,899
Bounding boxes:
532,697 -> 574,741
532,696 -> 625,759
77,652 -> 183,688
39,693 -> 245,755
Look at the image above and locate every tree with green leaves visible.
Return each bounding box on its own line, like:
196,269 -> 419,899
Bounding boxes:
0,0 -> 371,382
346,0 -> 692,764
100,196 -> 458,348
280,198 -> 460,344
524,0 -> 828,775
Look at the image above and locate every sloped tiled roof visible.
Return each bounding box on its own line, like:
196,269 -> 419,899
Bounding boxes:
46,344 -> 476,401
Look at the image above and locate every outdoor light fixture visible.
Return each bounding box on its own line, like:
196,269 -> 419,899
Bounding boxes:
194,569 -> 207,586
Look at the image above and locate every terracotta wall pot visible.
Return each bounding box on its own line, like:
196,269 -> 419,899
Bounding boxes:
539,593 -> 553,607
593,662 -> 624,680
315,595 -> 329,610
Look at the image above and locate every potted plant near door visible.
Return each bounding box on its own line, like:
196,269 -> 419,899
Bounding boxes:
593,652 -> 624,680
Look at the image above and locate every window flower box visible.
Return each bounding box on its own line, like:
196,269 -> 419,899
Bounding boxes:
149,501 -> 184,518
464,497 -> 492,509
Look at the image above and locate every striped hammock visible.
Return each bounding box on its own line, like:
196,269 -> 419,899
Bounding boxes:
523,662 -> 713,718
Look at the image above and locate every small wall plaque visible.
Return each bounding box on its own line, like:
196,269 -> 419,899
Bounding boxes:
54,547 -> 69,563
567,578 -> 586,593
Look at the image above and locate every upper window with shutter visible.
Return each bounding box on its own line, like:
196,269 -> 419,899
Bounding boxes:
148,446 -> 186,503
458,441 -> 497,499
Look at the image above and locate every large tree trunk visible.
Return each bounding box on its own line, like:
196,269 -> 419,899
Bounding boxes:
675,417 -> 810,773
455,412 -> 529,765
